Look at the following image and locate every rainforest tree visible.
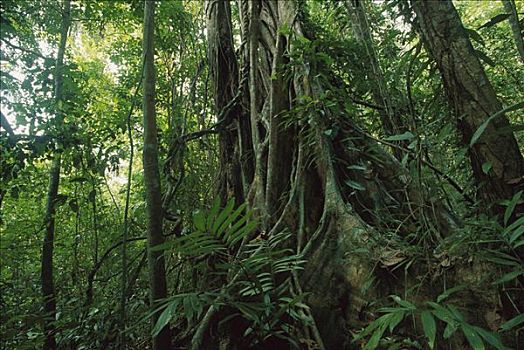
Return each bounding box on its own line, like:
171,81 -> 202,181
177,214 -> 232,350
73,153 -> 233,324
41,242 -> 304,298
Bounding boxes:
1,0 -> 523,349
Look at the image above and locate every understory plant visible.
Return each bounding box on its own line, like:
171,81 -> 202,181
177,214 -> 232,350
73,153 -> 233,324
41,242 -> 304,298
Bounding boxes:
354,292 -> 509,350
150,199 -> 309,348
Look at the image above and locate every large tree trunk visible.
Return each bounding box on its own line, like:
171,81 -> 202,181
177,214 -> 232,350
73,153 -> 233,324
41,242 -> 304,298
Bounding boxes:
142,1 -> 172,349
412,0 -> 524,216
41,1 -> 70,349
198,1 -> 385,348
189,0 -> 514,348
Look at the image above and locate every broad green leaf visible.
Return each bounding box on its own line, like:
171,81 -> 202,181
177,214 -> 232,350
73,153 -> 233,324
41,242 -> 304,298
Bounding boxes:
401,153 -> 409,166
21,78 -> 32,91
384,131 -> 414,141
421,311 -> 436,349
346,180 -> 365,191
509,225 -> 524,245
228,220 -> 258,246
193,210 -> 206,231
378,307 -> 410,313
461,323 -> 485,350
513,239 -> 524,248
190,294 -> 203,319
505,216 -> 524,233
474,326 -> 510,350
207,197 -> 221,230
152,300 -> 178,336
437,285 -> 466,303
225,210 -> 252,241
216,204 -> 247,238
391,295 -> 416,310
277,24 -> 292,36
500,313 -> 524,332
14,114 -> 27,127
235,302 -> 261,322
471,102 -> 524,147
482,249 -> 521,267
388,310 -> 405,333
427,302 -> 454,323
481,161 -> 492,174
492,270 -> 523,285
447,305 -> 465,322
183,294 -> 193,321
482,255 -> 520,267
443,321 -> 458,339
212,198 -> 235,235
470,116 -> 495,147
504,190 -> 522,226
149,240 -> 176,252
347,164 -> 367,171
354,316 -> 383,340
363,324 -> 386,350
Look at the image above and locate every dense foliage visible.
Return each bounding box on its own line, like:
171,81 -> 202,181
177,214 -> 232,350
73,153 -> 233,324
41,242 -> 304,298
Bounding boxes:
1,0 -> 523,349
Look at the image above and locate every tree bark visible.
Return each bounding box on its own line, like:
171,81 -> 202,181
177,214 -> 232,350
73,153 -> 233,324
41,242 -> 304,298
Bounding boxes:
142,1 -> 172,349
264,18 -> 296,225
412,0 -> 524,215
205,0 -> 249,206
503,0 -> 524,64
41,1 -> 70,349
192,0 -> 511,348
245,0 -> 266,213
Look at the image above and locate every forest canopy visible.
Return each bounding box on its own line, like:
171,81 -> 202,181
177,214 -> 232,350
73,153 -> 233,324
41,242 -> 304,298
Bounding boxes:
1,0 -> 523,349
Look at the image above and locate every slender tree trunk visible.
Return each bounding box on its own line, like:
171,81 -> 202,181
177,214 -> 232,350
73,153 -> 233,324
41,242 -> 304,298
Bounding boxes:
41,155 -> 61,350
344,0 -> 402,139
142,1 -> 172,349
41,1 -> 70,349
91,184 -> 99,265
246,0 -> 266,213
412,0 -> 524,215
503,0 -> 524,64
